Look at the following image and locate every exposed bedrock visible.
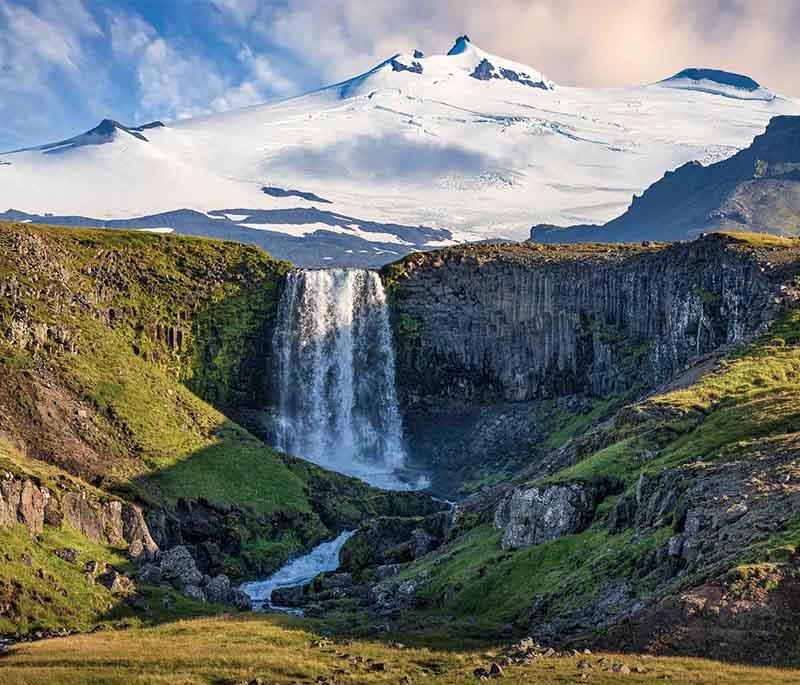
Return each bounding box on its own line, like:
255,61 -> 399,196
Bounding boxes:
383,234 -> 798,490
0,470 -> 158,563
387,235 -> 790,406
494,483 -> 598,550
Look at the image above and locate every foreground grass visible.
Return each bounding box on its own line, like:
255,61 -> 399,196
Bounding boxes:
2,615 -> 799,685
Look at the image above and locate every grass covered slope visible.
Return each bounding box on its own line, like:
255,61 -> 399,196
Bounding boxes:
0,221 -> 307,515
3,615 -> 800,685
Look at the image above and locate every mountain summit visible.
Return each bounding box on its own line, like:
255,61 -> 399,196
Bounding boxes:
0,37 -> 797,266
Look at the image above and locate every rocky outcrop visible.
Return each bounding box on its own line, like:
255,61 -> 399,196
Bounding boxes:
340,512 -> 450,573
601,564 -> 800,665
367,571 -> 431,613
0,474 -> 49,535
0,471 -> 157,562
516,435 -> 800,651
616,446 -> 800,582
138,544 -> 251,609
387,235 -> 794,408
494,483 -> 597,550
159,546 -> 203,589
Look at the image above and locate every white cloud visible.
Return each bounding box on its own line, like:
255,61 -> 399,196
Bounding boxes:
209,0 -> 260,23
0,0 -> 100,77
0,0 -> 108,149
108,11 -> 156,58
238,45 -> 296,97
104,11 -> 299,122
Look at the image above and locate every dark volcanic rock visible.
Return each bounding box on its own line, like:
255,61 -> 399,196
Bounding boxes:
340,514 -> 447,572
388,235 -> 790,408
97,569 -> 136,595
203,574 -> 232,604
385,233 -> 798,493
159,545 -> 203,588
54,547 -> 79,564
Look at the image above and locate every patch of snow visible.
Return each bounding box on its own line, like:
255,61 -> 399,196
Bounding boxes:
240,221 -> 412,245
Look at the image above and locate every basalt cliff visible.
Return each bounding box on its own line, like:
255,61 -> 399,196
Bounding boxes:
383,233 -> 799,494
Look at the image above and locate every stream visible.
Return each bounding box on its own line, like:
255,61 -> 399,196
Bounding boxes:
239,530 -> 356,611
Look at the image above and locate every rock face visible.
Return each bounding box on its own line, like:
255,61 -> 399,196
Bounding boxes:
0,471 -> 158,561
387,235 -> 790,408
494,484 -> 597,550
384,234 -> 798,491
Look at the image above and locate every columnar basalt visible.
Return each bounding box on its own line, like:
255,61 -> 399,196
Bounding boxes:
385,235 -> 796,410
383,234 -> 799,493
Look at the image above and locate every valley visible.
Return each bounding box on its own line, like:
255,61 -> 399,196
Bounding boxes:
2,23 -> 800,685
1,220 -> 799,684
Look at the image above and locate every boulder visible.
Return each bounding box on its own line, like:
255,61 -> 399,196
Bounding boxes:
84,559 -> 105,576
368,571 -> 431,612
271,585 -> 305,607
494,484 -> 597,550
182,584 -> 206,602
230,588 -> 253,611
54,547 -> 79,564
159,545 -> 203,588
97,569 -> 135,595
203,574 -> 232,604
137,563 -> 163,585
374,564 -> 401,580
318,572 -> 353,591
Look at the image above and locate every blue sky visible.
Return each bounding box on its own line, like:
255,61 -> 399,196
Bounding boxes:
2,0 -> 798,151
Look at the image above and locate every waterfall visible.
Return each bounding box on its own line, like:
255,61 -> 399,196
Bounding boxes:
273,269 -> 418,489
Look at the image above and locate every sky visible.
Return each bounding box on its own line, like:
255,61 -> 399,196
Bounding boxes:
1,0 -> 799,151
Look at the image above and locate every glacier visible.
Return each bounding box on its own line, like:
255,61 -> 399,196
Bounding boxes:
1,35 -> 798,267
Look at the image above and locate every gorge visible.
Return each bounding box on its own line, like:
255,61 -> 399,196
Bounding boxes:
1,221 -> 799,677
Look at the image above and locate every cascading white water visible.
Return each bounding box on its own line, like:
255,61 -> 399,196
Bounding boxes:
273,268 -> 417,489
239,530 -> 356,611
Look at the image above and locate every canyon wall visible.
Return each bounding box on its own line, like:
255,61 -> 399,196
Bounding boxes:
384,234 -> 800,493
386,234 -> 795,409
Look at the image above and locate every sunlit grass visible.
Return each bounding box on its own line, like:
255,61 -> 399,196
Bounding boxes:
3,614 -> 799,684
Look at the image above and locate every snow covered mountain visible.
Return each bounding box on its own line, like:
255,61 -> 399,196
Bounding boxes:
531,114 -> 800,244
1,36 -> 797,266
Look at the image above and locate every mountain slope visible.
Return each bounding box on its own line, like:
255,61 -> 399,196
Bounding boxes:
1,37 -> 797,266
531,115 -> 800,243
0,221 -> 440,635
